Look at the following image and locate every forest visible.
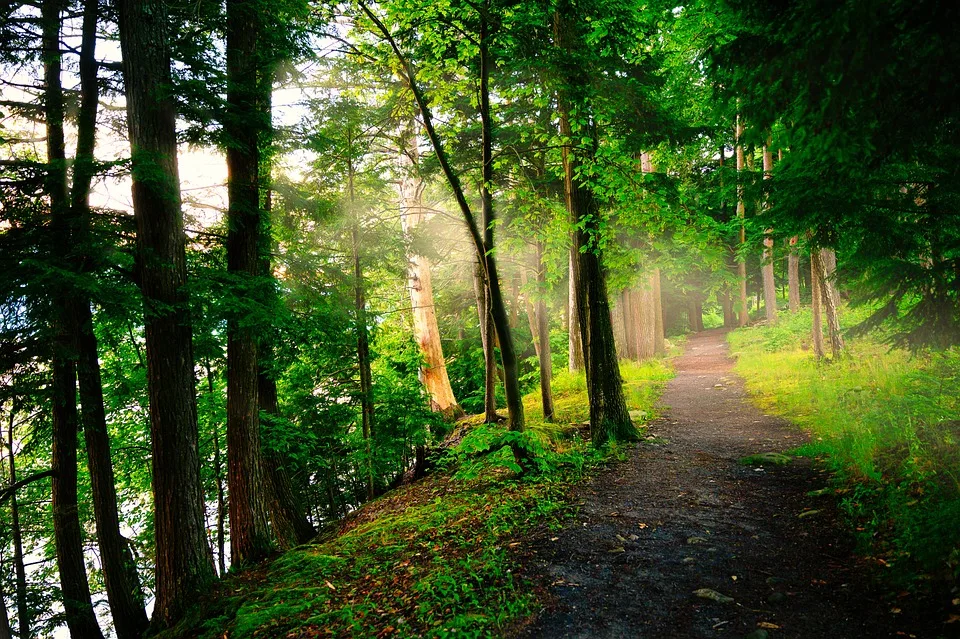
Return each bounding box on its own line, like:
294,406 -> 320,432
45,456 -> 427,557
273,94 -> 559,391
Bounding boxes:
0,0 -> 958,637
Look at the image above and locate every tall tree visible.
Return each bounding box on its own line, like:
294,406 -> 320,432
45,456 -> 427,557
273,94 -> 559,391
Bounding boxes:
115,0 -> 216,624
735,118 -> 749,327
397,119 -> 462,418
224,0 -> 273,566
71,0 -> 150,634
42,1 -> 105,635
553,5 -> 635,446
761,141 -> 777,323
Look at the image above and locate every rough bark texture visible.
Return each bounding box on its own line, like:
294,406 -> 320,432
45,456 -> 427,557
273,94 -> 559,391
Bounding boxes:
72,2 -> 150,634
225,0 -> 273,566
611,297 -> 628,360
44,2 -> 105,636
116,0 -> 216,624
398,125 -> 462,418
816,249 -> 845,358
761,144 -> 777,323
555,7 -> 634,445
637,287 -> 657,359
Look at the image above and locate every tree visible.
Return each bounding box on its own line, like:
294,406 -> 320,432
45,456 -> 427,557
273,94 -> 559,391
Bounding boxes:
224,0 -> 274,566
115,0 -> 216,624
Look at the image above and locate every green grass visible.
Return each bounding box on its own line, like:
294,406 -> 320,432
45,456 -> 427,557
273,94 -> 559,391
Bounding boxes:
161,358 -> 673,639
729,308 -> 960,588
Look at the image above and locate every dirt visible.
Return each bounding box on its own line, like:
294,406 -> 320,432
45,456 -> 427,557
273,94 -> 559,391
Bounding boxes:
516,329 -> 946,639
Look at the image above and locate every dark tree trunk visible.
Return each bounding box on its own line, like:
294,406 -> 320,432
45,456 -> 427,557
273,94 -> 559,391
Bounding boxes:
477,9 -> 525,435
260,371 -> 316,547
7,410 -> 31,639
72,2 -> 149,635
352,214 -> 376,500
44,2 -> 105,636
204,363 -> 227,576
225,0 -> 274,566
115,0 -> 215,624
474,260 -> 498,422
554,7 -> 635,446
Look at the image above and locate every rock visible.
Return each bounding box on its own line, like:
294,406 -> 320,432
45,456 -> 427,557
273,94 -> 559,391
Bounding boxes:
768,591 -> 787,603
693,588 -> 734,604
744,631 -> 769,639
682,557 -> 696,564
739,452 -> 792,466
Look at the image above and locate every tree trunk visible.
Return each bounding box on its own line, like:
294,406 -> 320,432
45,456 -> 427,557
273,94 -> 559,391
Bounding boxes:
259,371 -> 316,547
398,121 -> 462,418
474,260 -> 498,422
71,2 -> 150,633
555,7 -> 634,446
204,364 -> 227,576
44,2 -> 105,635
568,249 -> 584,371
788,239 -> 800,312
477,9 -> 525,436
7,410 -> 31,639
535,243 -> 554,422
225,0 -> 273,566
736,118 -> 749,327
815,249 -> 844,358
352,214 -> 375,500
116,0 -> 216,624
621,290 -> 637,360
761,143 -> 777,323
811,253 -> 826,360
637,287 -> 656,359
652,269 -> 665,355
360,1 -> 525,433
610,296 -> 628,360
720,289 -> 735,328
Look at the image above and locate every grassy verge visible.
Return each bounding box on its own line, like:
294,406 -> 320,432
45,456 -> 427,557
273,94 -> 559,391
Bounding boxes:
728,309 -> 960,590
161,359 -> 673,639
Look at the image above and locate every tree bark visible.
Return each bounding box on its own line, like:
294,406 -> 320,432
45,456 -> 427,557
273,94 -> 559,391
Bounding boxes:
815,249 -> 844,358
735,118 -> 749,327
225,0 -> 273,566
637,287 -> 656,359
474,260 -> 498,422
567,249 -> 584,371
398,120 -> 462,417
44,1 -> 105,635
610,295 -> 628,360
7,408 -> 31,639
811,252 -> 826,360
535,243 -> 554,422
788,239 -> 800,312
555,7 -> 634,446
115,0 -> 216,624
761,143 -> 777,323
359,0 -> 525,434
72,2 -> 150,634
652,269 -> 665,355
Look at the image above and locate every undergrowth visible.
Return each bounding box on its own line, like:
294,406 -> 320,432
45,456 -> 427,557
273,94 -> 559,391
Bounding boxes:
729,308 -> 960,591
159,359 -> 672,639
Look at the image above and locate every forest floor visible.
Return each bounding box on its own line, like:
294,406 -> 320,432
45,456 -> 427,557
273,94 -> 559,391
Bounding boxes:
515,329 -> 943,639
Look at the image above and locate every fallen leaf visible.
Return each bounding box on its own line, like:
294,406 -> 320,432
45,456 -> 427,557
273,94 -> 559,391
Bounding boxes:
758,622 -> 780,629
325,580 -> 336,590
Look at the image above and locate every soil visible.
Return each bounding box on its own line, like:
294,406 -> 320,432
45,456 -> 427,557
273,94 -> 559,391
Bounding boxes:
516,329 -> 946,639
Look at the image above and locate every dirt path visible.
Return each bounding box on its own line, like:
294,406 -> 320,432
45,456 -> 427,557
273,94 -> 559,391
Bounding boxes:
517,329 -> 919,639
